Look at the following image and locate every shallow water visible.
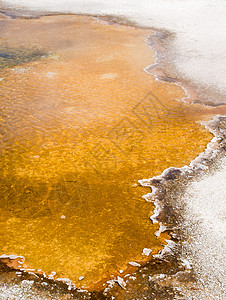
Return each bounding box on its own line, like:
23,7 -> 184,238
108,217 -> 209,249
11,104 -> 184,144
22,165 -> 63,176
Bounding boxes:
1,0 -> 226,105
0,15 -> 214,289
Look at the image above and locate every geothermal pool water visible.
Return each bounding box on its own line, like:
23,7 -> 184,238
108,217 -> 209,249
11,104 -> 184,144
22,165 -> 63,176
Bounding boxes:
1,0 -> 226,104
0,14 -> 215,289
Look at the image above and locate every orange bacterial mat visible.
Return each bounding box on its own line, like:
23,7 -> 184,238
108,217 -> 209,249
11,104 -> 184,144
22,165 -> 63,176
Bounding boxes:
0,15 -> 213,289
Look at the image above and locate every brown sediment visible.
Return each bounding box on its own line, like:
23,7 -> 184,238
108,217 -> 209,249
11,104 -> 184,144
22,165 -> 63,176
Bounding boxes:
0,14 -> 220,291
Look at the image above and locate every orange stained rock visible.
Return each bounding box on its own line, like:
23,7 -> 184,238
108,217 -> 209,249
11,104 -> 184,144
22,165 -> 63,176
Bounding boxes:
0,15 -> 215,289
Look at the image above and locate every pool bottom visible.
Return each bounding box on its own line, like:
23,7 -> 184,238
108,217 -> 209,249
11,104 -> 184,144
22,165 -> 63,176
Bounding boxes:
0,115 -> 225,299
0,12 -> 223,296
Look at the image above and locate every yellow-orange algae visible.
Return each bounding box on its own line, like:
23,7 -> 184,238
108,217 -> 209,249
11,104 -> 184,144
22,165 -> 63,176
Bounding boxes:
0,15 -> 214,288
